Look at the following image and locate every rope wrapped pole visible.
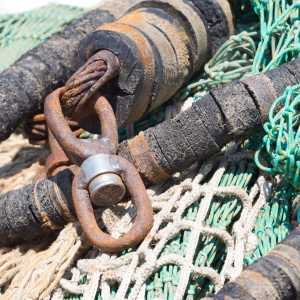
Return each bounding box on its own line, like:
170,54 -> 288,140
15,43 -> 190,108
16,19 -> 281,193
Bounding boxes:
0,167 -> 76,246
203,227 -> 300,300
75,0 -> 234,129
23,0 -> 235,145
119,58 -> 300,185
0,0 -> 141,142
1,56 -> 300,247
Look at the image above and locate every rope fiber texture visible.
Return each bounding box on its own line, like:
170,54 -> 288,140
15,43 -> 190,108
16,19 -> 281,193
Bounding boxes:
60,56 -> 107,120
57,148 -> 273,300
255,85 -> 300,196
251,0 -> 300,204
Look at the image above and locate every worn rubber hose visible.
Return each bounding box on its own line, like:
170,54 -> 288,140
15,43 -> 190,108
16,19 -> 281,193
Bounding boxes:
2,57 -> 300,247
0,0 -> 141,142
118,58 -> 300,185
76,0 -> 234,128
203,227 -> 300,300
0,167 -> 76,246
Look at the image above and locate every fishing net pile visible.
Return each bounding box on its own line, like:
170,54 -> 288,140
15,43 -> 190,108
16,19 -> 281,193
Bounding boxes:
0,4 -> 86,72
0,1 -> 300,299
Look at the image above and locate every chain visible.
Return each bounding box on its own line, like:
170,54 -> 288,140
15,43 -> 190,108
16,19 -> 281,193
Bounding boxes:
43,50 -> 153,252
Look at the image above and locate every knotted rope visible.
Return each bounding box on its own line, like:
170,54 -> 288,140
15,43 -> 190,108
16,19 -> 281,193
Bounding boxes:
255,84 -> 300,188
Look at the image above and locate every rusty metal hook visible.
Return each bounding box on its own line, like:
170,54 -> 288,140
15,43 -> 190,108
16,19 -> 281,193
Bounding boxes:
45,89 -> 154,251
72,154 -> 153,252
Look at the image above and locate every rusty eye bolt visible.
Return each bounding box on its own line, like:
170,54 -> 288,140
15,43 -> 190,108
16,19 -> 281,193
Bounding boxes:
44,50 -> 154,252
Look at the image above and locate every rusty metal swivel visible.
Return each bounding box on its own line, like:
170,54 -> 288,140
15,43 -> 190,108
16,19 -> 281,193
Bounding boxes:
44,50 -> 154,252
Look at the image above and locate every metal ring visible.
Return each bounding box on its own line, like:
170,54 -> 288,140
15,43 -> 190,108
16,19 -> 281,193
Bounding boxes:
72,154 -> 154,252
44,88 -> 118,166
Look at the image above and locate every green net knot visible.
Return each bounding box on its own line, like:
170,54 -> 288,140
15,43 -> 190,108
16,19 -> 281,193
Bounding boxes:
255,83 -> 300,189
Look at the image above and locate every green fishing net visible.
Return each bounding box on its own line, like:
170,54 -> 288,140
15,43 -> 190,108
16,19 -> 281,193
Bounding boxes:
0,4 -> 86,72
0,1 -> 299,299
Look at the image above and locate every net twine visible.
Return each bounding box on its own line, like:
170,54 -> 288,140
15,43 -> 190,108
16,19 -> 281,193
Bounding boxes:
0,0 -> 299,299
0,4 -> 86,72
54,148 -> 272,300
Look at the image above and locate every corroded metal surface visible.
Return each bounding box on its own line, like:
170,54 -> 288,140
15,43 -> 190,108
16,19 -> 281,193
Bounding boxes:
45,90 -> 118,166
33,133 -> 71,181
25,113 -> 83,146
72,154 -> 153,252
45,91 -> 154,251
44,49 -> 153,251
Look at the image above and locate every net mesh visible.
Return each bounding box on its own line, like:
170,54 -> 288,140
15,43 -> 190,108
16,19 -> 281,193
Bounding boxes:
0,1 -> 299,299
57,147 -> 271,300
0,4 -> 86,72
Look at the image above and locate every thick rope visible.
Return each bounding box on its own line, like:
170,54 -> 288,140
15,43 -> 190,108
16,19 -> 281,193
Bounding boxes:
60,56 -> 107,120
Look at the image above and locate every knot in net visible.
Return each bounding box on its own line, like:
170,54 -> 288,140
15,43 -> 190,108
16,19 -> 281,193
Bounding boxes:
255,84 -> 300,189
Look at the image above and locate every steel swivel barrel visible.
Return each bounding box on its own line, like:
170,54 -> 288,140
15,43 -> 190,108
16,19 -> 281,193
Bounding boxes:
76,0 -> 234,127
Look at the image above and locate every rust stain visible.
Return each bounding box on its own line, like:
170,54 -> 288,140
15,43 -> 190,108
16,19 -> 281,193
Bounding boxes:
72,154 -> 153,252
128,131 -> 169,184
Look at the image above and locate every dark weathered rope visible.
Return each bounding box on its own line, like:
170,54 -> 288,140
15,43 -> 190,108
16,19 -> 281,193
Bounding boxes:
0,9 -> 115,142
60,56 -> 107,120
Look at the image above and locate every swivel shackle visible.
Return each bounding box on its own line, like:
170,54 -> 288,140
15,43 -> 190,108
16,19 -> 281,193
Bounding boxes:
81,154 -> 126,206
44,50 -> 154,252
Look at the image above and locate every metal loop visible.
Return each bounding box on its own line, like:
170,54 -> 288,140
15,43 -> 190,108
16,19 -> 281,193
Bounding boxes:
72,154 -> 154,252
44,88 -> 118,166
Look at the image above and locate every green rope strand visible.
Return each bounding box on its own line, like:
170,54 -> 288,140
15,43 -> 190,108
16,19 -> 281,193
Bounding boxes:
255,84 -> 300,188
244,181 -> 296,264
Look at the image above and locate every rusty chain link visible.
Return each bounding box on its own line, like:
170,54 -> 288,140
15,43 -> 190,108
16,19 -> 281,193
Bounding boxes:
25,113 -> 84,146
44,50 -> 153,252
